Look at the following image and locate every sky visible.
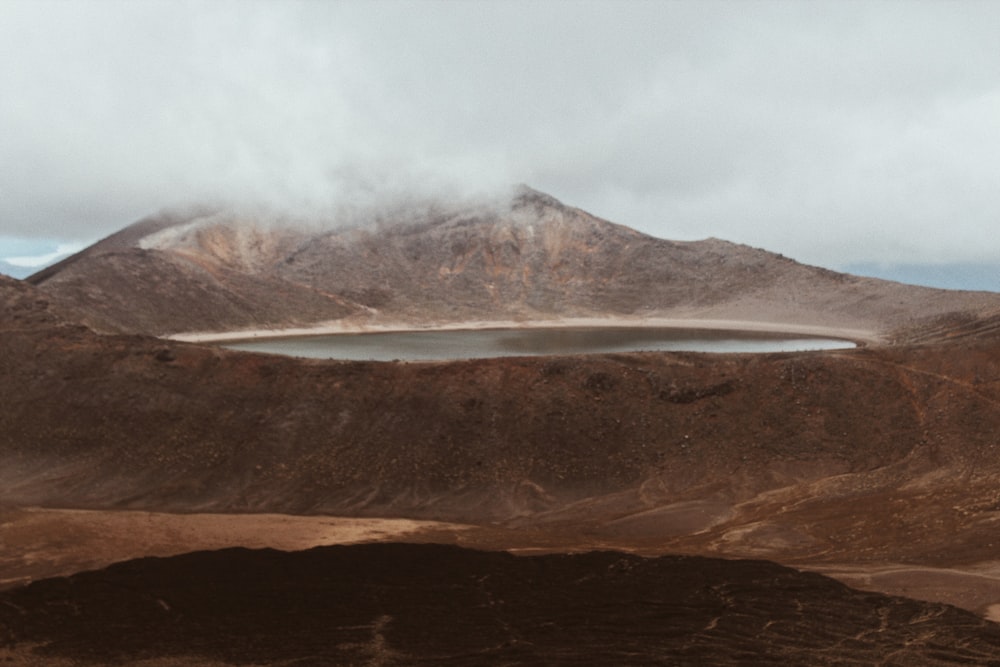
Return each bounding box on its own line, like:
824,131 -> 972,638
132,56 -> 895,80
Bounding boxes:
2,0 -> 999,286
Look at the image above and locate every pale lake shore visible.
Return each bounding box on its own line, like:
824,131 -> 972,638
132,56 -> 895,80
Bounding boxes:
167,316 -> 882,346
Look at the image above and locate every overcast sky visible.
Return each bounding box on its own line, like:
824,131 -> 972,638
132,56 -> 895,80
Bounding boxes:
2,0 -> 999,272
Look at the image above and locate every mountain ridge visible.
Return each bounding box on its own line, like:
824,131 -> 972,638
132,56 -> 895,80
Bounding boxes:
27,187 -> 1000,339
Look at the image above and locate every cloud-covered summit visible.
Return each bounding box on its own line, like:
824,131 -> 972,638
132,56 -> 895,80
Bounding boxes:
2,0 -> 1000,270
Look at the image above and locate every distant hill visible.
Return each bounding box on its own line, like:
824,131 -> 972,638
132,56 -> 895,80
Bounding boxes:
27,187 -> 1000,339
0,272 -> 112,332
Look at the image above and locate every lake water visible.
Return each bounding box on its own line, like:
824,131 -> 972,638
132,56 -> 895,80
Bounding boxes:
223,327 -> 855,361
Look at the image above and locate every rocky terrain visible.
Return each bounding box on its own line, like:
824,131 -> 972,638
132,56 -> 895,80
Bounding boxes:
4,281 -> 1000,663
25,187 -> 1000,339
6,189 -> 1000,664
5,544 -> 1000,666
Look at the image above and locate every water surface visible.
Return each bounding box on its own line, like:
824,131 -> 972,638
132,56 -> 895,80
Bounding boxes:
223,327 -> 854,361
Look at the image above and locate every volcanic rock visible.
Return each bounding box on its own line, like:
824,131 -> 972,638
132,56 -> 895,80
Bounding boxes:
3,543 -> 1000,666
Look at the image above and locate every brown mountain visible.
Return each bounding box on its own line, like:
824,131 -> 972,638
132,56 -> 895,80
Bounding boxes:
26,187 -> 1000,338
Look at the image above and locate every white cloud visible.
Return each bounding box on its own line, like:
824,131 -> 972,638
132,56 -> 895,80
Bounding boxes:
4,242 -> 84,268
2,0 -> 1000,269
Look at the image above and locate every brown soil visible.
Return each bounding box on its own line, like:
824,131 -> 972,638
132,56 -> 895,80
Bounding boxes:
0,507 -> 470,590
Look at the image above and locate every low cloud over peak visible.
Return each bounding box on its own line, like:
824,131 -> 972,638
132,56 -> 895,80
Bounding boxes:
2,0 -> 1000,271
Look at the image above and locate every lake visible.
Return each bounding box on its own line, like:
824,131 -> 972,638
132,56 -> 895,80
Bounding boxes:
222,327 -> 855,361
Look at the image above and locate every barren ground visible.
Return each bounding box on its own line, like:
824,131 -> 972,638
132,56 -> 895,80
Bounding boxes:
8,258 -> 1000,663
6,506 -> 1000,624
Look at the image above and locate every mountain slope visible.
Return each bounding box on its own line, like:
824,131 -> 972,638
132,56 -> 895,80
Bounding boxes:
9,262 -> 1000,619
28,187 -> 1000,337
5,275 -> 1000,569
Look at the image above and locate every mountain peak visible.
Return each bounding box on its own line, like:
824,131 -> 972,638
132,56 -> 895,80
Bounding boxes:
24,189 -> 1000,337
511,184 -> 566,211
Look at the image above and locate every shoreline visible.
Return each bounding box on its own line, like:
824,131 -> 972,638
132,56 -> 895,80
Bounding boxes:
167,316 -> 882,346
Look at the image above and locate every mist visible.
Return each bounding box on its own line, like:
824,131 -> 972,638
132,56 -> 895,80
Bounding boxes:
3,0 -> 1000,274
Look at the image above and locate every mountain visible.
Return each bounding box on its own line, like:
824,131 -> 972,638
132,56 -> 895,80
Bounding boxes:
27,187 -> 1000,338
0,272 -> 113,332
8,190 -> 1000,662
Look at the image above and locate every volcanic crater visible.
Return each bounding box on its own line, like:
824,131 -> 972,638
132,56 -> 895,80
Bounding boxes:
5,188 -> 1000,664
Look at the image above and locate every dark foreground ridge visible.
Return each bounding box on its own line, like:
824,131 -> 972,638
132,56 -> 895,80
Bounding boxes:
2,543 -> 1000,666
